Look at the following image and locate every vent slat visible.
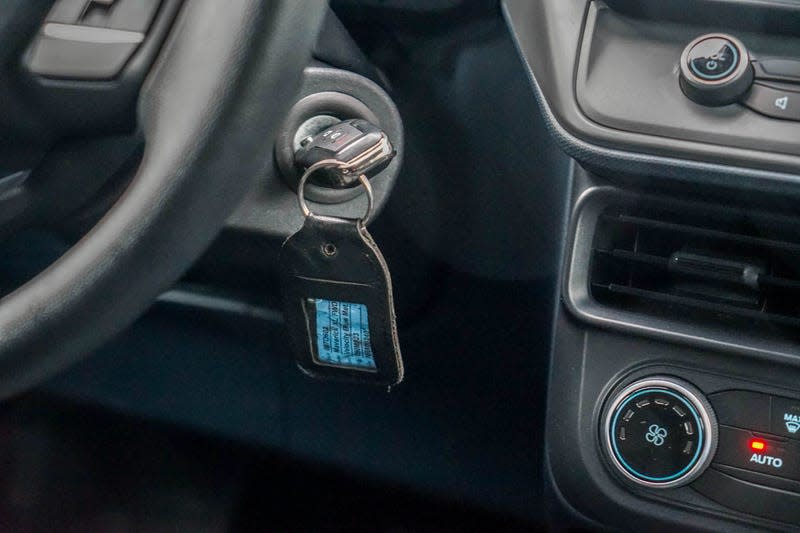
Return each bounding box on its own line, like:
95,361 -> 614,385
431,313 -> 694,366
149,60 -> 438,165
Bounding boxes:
595,249 -> 800,292
594,248 -> 668,267
601,213 -> 800,254
593,283 -> 800,328
591,202 -> 800,332
760,274 -> 800,292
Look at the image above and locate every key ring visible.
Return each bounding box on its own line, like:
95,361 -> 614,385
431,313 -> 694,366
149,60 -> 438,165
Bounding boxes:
297,159 -> 375,226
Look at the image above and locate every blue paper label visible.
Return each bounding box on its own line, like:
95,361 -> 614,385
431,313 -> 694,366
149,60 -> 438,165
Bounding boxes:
311,298 -> 376,370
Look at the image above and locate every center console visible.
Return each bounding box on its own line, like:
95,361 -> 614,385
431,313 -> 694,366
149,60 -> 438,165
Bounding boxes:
503,0 -> 800,529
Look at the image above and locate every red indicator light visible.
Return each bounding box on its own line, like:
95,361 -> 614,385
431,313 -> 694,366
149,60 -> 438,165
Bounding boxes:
750,440 -> 766,451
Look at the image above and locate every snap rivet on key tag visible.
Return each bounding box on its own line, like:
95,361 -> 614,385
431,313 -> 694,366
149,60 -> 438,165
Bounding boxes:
279,161 -> 403,387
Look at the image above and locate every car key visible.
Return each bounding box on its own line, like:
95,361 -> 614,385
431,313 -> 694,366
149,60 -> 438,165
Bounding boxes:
294,118 -> 395,189
279,143 -> 403,388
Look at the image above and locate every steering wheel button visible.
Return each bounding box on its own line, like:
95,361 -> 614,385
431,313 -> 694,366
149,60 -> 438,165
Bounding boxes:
26,36 -> 138,80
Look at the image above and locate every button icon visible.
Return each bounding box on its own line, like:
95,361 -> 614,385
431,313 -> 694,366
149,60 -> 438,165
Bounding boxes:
785,413 -> 800,434
750,453 -> 784,469
775,96 -> 789,110
770,397 -> 800,440
645,424 -> 668,447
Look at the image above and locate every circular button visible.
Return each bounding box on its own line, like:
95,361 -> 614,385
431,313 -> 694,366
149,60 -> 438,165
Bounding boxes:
679,34 -> 753,106
687,37 -> 739,81
603,377 -> 717,488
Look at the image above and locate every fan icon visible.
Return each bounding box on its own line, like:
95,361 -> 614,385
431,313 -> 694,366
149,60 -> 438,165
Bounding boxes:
645,424 -> 668,447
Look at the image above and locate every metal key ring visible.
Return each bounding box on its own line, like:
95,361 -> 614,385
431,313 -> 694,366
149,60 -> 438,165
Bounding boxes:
297,159 -> 375,226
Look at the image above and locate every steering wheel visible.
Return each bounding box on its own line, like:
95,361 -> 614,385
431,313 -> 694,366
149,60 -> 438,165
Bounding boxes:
0,0 -> 326,398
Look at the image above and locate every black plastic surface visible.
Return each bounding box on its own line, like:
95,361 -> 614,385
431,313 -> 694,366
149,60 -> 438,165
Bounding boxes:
694,467 -> 800,524
709,390 -> 771,434
716,463 -> 800,494
698,390 -> 800,442
313,9 -> 386,89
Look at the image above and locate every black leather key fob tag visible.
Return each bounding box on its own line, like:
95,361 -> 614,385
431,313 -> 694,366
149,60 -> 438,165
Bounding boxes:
279,214 -> 403,387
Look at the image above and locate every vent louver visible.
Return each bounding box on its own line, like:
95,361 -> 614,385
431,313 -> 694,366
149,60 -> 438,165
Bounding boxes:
589,200 -> 800,335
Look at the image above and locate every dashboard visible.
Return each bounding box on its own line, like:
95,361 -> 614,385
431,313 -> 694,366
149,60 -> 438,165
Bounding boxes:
504,0 -> 800,530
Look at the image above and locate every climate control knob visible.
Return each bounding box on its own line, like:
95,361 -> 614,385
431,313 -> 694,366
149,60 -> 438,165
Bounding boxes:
679,33 -> 754,106
603,377 -> 718,488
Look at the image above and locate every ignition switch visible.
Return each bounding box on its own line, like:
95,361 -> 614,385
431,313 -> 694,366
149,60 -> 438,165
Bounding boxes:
294,119 -> 395,189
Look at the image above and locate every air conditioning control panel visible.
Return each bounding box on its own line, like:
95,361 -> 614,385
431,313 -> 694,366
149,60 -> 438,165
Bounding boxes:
600,373 -> 800,525
708,391 -> 800,482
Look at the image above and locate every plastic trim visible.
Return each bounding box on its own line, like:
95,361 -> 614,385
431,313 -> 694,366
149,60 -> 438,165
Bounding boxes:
562,186 -> 800,363
501,0 -> 800,192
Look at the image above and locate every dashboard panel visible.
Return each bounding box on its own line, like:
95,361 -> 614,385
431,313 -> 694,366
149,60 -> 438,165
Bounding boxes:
504,0 -> 800,529
503,0 -> 800,176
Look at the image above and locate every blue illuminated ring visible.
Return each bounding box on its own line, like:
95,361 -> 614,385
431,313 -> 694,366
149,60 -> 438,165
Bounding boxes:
610,389 -> 703,482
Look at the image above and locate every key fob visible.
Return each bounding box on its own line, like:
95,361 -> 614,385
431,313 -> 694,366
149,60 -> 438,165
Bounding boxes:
279,214 -> 403,387
294,119 -> 395,189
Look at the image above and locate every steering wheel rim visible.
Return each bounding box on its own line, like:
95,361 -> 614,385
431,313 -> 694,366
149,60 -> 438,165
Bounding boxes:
0,0 -> 326,398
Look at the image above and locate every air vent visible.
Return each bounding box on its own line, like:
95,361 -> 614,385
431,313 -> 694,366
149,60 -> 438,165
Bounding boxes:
589,199 -> 800,338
